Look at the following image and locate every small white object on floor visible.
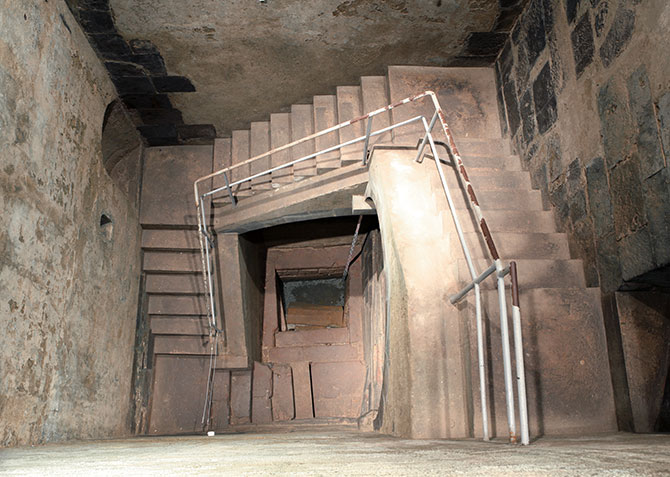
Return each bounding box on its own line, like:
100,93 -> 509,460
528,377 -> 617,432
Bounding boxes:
207,431 -> 215,437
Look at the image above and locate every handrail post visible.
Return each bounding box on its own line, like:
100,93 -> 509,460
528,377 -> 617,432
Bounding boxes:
222,171 -> 236,207
510,261 -> 530,445
362,116 -> 373,165
414,111 -> 438,163
475,282 -> 489,441
421,117 -> 493,441
496,259 -> 517,443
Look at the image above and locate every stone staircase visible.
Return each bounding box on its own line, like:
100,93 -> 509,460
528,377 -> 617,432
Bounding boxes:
138,65 -> 616,438
423,143 -> 615,437
210,78 -> 392,202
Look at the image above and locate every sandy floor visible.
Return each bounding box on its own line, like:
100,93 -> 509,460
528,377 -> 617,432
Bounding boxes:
1,430 -> 669,476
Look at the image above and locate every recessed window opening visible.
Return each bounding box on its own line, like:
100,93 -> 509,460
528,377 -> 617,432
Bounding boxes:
100,213 -> 113,240
278,269 -> 346,331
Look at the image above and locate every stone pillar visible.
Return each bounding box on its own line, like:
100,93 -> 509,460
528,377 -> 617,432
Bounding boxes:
366,149 -> 469,439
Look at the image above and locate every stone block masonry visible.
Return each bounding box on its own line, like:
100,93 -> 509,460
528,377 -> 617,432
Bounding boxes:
493,0 -> 670,433
494,0 -> 670,292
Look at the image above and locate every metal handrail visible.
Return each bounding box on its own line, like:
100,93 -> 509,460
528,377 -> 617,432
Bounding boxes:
193,90 -> 529,445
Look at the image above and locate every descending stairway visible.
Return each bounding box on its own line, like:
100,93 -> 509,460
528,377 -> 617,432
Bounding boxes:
139,65 -> 615,438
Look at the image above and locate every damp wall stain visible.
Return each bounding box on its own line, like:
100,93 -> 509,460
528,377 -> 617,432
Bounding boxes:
0,0 -> 142,447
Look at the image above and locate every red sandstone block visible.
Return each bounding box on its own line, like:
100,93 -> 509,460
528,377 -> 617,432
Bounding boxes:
291,361 -> 314,419
267,344 -> 360,364
274,327 -> 349,348
311,361 -> 366,418
251,362 -> 273,424
211,370 -> 230,430
272,364 -> 295,421
230,370 -> 251,425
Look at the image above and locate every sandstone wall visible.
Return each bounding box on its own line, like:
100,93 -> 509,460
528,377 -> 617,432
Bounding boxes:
494,0 -> 670,291
0,0 -> 142,446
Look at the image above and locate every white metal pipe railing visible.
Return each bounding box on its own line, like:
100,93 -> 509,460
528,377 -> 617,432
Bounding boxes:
193,90 -> 530,444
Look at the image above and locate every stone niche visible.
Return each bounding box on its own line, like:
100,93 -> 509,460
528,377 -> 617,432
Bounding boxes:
257,217 -> 382,423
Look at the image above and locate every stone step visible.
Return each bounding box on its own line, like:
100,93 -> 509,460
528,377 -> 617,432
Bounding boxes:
448,188 -> 544,211
456,209 -> 558,234
231,129 -> 251,191
150,315 -> 210,335
143,251 -> 202,274
152,334 -> 213,355
337,85 -> 365,163
270,113 -> 293,185
146,273 -> 205,295
458,155 -> 522,171
464,287 -> 614,438
291,104 -> 317,177
250,121 -> 273,190
457,258 -> 586,289
360,75 -> 392,146
453,137 -> 512,157
461,232 -> 571,260
440,168 -> 532,190
148,294 -> 208,315
313,95 -> 340,170
141,229 -> 200,251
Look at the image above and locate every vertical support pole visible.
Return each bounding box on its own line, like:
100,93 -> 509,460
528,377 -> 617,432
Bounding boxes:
362,116 -> 373,165
496,261 -> 517,443
510,261 -> 529,445
475,283 -> 489,441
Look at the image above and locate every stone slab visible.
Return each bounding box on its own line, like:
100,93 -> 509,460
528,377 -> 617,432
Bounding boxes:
230,370 -> 252,425
272,364 -> 295,422
291,362 -> 314,419
311,361 -> 366,418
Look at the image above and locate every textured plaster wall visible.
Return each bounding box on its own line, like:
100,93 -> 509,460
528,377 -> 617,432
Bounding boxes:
494,0 -> 670,292
0,0 -> 142,446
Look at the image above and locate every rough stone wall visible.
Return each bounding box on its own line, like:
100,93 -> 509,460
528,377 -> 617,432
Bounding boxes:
0,1 -> 142,446
494,0 -> 670,291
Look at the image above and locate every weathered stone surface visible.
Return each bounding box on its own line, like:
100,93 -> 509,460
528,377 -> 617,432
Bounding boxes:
520,0 -> 547,69
140,145 -> 213,226
1,1 -> 141,447
533,62 -> 558,134
108,0 -> 503,134
626,66 -> 664,179
251,362 -> 272,424
565,0 -> 582,24
615,292 -> 670,433
597,78 -> 635,169
568,218 -> 599,286
520,89 -> 536,146
230,370 -> 252,425
585,156 -> 614,237
595,231 -> 622,292
271,364 -> 295,422
571,13 -> 595,78
566,158 -> 587,223
148,356 -> 208,434
311,361 -> 366,418
599,6 -> 635,67
503,76 -> 521,135
658,92 -> 670,159
642,168 -> 670,268
617,226 -> 655,281
609,157 -> 647,242
291,362 -> 314,419
593,0 -> 610,37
